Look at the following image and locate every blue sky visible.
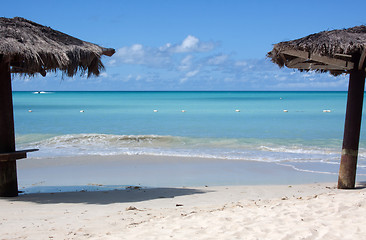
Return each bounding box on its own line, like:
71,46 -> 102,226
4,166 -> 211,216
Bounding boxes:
3,0 -> 366,91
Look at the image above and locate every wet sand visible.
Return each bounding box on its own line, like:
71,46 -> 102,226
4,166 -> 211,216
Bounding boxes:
17,154 -> 339,192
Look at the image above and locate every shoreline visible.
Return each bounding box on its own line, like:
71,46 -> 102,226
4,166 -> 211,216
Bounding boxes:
16,154 -> 347,194
3,155 -> 366,238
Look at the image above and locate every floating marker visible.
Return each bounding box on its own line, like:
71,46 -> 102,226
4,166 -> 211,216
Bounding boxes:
28,110 -> 32,112
80,110 -> 85,113
235,109 -> 240,112
181,110 -> 186,112
323,110 -> 331,113
153,110 -> 158,112
283,110 -> 288,112
280,97 -> 283,100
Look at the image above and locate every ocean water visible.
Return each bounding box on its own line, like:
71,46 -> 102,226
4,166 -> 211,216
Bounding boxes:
13,91 -> 366,177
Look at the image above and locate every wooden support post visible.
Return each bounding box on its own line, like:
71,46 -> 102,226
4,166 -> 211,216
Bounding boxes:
338,70 -> 366,189
0,57 -> 18,197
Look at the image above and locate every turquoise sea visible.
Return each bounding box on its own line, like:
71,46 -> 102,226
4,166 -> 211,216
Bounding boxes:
13,91 -> 366,177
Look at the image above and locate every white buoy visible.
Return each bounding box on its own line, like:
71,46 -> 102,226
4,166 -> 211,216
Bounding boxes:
280,97 -> 283,100
80,110 -> 85,113
153,110 -> 158,112
323,110 -> 331,113
28,110 -> 32,112
283,110 -> 288,112
181,110 -> 186,112
235,109 -> 240,112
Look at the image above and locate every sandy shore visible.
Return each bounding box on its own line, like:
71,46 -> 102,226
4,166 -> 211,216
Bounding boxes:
1,182 -> 366,239
2,155 -> 366,239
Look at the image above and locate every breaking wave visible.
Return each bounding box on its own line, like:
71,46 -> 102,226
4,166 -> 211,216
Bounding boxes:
15,133 -> 349,160
16,133 -> 366,175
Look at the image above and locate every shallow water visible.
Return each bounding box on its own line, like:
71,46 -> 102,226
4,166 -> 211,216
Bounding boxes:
13,91 -> 366,177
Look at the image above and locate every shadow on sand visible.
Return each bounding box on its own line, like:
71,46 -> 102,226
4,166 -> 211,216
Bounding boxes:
355,181 -> 366,189
5,186 -> 210,205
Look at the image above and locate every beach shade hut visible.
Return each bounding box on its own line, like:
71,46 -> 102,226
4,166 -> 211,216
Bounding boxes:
267,25 -> 366,189
0,17 -> 115,197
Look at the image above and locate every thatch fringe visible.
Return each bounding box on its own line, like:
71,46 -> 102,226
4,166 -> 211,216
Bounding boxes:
0,17 -> 114,77
267,25 -> 366,76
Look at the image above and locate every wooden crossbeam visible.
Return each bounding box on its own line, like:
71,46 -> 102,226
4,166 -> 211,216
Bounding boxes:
334,53 -> 352,59
286,57 -> 305,67
311,54 -> 353,70
287,61 -> 350,71
282,49 -> 354,71
0,149 -> 38,162
279,53 -> 287,65
282,50 -> 309,59
358,49 -> 366,70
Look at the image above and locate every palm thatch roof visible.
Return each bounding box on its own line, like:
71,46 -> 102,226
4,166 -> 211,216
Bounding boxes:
267,25 -> 366,76
0,17 -> 115,77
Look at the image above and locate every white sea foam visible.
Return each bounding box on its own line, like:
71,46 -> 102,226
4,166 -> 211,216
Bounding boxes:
32,91 -> 53,94
18,133 -> 365,165
15,132 -> 366,177
276,163 -> 338,175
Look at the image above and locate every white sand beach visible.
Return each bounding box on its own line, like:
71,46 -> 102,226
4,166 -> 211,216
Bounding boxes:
1,155 -> 366,239
1,182 -> 366,239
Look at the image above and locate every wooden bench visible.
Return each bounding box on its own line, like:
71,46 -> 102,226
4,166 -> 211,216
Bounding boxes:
0,149 -> 38,197
0,149 -> 38,162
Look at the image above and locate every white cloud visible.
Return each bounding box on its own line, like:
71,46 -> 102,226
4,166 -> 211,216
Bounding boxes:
125,74 -> 143,82
101,36 -> 349,91
113,44 -> 171,67
178,55 -> 194,71
180,69 -> 200,83
110,35 -> 216,69
274,74 -> 288,81
186,69 -> 199,77
100,72 -> 108,78
235,61 -> 248,67
159,43 -> 172,51
168,35 -> 216,53
154,35 -> 217,54
108,59 -> 117,65
173,35 -> 200,52
207,54 -> 229,65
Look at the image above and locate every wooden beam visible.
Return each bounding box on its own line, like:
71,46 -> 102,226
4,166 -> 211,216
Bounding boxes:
286,57 -> 305,67
358,49 -> 366,70
0,57 -> 18,197
0,152 -> 26,162
0,149 -> 38,162
334,53 -> 352,59
282,49 -> 354,70
102,48 -> 115,57
286,62 -> 314,69
287,62 -> 348,71
338,70 -> 366,189
279,53 -> 287,65
282,49 -> 309,59
311,54 -> 353,70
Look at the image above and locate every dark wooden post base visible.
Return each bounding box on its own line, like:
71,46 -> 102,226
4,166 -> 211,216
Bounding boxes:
0,161 -> 18,197
0,57 -> 18,197
338,70 -> 366,189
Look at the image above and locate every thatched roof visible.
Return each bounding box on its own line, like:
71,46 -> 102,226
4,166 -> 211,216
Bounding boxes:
267,25 -> 366,76
0,17 -> 115,77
